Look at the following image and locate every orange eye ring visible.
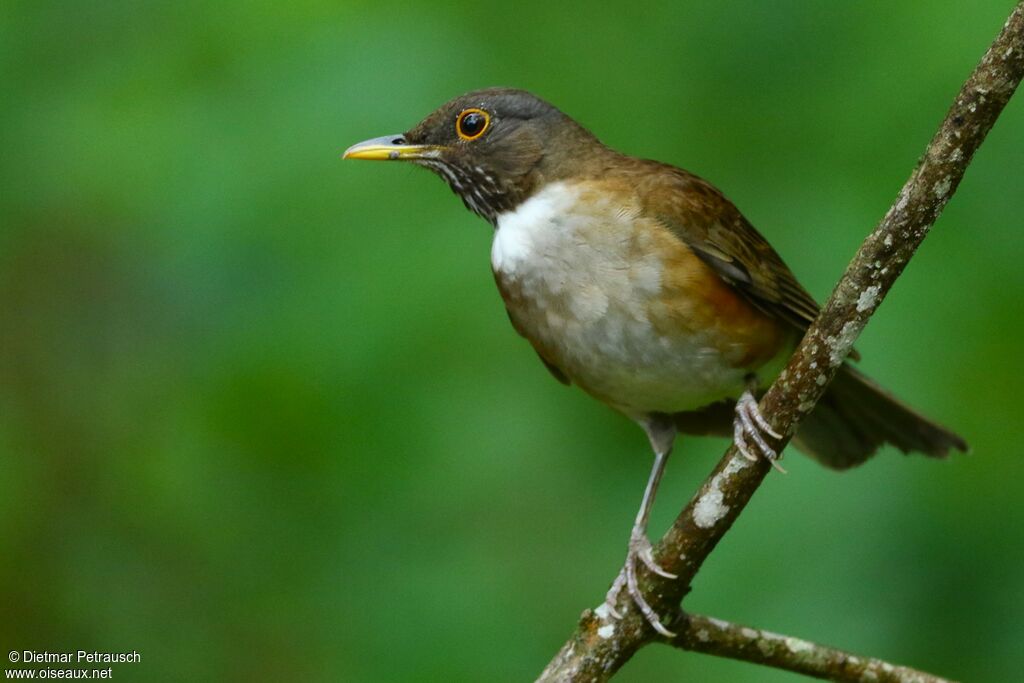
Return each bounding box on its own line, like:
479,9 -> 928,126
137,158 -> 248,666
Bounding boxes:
456,108 -> 490,141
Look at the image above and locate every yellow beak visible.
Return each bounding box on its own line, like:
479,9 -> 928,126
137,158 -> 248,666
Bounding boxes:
342,135 -> 439,161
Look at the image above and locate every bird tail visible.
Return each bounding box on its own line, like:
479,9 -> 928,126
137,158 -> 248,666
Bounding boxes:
791,364 -> 968,469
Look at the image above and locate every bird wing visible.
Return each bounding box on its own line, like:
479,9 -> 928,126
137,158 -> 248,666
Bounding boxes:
637,163 -> 825,335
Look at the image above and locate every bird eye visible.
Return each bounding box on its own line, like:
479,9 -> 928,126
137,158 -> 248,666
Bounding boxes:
456,108 -> 490,141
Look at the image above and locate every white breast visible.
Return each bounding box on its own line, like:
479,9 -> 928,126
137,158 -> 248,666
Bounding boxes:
492,182 -> 755,417
492,183 -> 575,274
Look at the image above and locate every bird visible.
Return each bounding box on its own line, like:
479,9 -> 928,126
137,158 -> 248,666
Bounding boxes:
343,88 -> 967,636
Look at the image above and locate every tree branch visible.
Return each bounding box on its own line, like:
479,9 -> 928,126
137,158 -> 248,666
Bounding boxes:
668,613 -> 953,683
538,3 -> 1024,681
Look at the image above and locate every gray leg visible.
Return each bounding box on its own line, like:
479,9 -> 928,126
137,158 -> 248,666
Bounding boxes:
603,415 -> 678,637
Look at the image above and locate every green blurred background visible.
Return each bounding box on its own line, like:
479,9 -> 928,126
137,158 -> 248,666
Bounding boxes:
1,1 -> 1022,681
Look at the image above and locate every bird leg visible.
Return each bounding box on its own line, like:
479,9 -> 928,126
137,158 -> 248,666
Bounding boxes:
734,375 -> 786,473
603,416 -> 678,637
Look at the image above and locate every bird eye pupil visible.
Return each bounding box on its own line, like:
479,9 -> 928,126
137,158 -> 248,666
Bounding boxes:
462,114 -> 482,134
458,110 -> 488,139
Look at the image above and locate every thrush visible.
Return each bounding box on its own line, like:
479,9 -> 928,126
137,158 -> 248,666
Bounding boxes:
343,88 -> 967,635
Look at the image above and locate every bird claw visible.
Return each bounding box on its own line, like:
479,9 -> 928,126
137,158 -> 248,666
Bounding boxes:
631,530 -> 677,579
602,574 -> 626,620
601,528 -> 677,637
734,390 -> 786,473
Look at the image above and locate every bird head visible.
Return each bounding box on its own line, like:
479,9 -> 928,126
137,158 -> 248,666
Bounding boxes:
343,88 -> 605,223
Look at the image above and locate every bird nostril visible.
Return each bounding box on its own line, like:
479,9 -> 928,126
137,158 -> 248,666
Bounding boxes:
392,137 -> 406,145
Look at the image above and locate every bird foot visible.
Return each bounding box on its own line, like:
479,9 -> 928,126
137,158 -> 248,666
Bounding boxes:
734,389 -> 786,473
601,528 -> 678,637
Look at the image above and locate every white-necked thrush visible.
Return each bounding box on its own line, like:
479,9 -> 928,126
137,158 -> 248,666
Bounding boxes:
344,88 -> 967,635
